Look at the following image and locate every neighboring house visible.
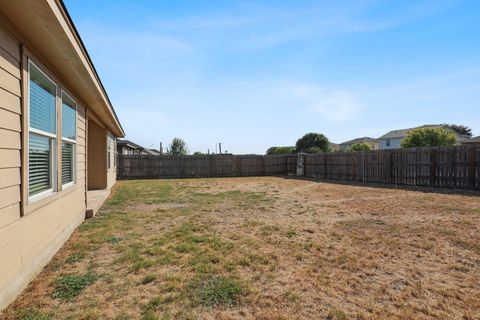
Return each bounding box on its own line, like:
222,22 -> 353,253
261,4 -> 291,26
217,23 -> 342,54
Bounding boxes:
117,139 -> 146,155
146,149 -> 162,155
0,1 -> 124,311
461,136 -> 480,145
339,137 -> 378,151
117,139 -> 160,155
377,125 -> 468,149
329,143 -> 340,152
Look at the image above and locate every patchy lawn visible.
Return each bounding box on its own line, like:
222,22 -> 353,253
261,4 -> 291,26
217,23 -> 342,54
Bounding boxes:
2,177 -> 480,320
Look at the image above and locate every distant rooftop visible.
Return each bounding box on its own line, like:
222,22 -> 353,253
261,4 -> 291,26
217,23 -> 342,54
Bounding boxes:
117,139 -> 144,150
340,137 -> 377,145
462,136 -> 480,144
379,125 -> 449,140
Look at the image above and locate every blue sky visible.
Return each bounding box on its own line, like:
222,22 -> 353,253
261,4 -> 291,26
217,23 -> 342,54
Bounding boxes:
65,0 -> 480,154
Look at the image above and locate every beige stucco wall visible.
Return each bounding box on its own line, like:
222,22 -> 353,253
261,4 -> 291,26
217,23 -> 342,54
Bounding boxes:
0,24 -> 88,310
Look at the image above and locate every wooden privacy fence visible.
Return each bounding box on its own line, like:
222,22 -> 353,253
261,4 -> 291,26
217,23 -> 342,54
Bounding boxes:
118,146 -> 480,190
118,154 -> 297,179
303,146 -> 480,189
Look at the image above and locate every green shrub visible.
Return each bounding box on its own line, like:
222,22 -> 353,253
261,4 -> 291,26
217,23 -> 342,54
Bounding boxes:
401,128 -> 456,148
296,133 -> 330,153
266,146 -> 297,155
350,143 -> 372,152
52,273 -> 98,301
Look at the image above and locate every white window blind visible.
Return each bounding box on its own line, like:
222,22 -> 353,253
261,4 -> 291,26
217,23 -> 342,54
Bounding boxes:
29,134 -> 52,196
29,65 -> 56,134
29,63 -> 57,198
61,93 -> 76,186
62,142 -> 74,185
62,94 -> 76,140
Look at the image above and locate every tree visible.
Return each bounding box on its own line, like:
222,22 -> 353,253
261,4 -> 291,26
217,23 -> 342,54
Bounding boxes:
266,146 -> 297,155
350,143 -> 372,152
401,128 -> 456,148
193,151 -> 204,156
169,138 -> 189,155
296,133 -> 329,153
442,124 -> 472,137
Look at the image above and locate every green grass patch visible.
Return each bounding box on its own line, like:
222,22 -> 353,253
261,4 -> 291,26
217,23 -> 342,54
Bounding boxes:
328,309 -> 348,320
65,252 -> 85,264
106,236 -> 123,244
52,273 -> 98,301
141,273 -> 157,285
17,308 -> 52,320
188,276 -> 245,307
285,230 -> 297,238
107,181 -> 174,206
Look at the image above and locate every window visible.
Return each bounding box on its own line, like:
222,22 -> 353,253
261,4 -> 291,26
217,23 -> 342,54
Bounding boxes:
28,63 -> 57,199
386,139 -> 391,147
107,135 -> 114,169
61,93 -> 76,186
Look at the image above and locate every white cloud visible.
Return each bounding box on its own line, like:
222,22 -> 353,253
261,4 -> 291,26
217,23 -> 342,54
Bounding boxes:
286,84 -> 362,122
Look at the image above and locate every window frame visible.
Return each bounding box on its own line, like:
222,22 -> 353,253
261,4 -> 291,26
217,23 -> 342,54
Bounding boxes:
60,90 -> 77,189
107,134 -> 114,170
27,60 -> 58,203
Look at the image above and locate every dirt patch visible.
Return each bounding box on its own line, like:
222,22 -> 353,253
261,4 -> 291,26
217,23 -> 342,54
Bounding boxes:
2,177 -> 480,320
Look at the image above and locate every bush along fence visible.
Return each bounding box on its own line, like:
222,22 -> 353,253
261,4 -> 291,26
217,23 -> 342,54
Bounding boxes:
118,154 -> 297,179
118,145 -> 480,190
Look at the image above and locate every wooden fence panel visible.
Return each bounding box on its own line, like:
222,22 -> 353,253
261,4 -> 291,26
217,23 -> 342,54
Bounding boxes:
118,146 -> 480,190
476,149 -> 480,189
304,154 -> 326,178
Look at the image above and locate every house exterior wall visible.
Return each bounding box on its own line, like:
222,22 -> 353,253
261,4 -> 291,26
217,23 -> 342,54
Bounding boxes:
0,24 -> 88,310
107,134 -> 117,190
378,138 -> 402,150
87,118 -> 107,190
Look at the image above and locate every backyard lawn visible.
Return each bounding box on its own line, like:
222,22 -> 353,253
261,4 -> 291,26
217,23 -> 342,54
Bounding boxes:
2,177 -> 480,320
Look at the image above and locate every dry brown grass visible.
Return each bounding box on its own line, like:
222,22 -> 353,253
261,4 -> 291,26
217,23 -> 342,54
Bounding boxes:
2,177 -> 480,320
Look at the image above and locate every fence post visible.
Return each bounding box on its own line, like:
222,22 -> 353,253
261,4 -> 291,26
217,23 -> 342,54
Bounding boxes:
262,156 -> 265,176
352,152 -> 357,181
181,156 -> 185,178
147,156 -> 151,179
237,156 -> 241,176
468,147 -> 476,189
324,154 -> 328,179
210,155 -> 214,178
390,150 -> 395,184
118,154 -> 123,179
430,149 -> 437,187
296,153 -> 305,176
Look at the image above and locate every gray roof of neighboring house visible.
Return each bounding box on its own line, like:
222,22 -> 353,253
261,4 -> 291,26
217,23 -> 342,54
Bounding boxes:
145,149 -> 162,155
461,136 -> 480,144
340,137 -> 377,145
117,139 -> 144,150
378,125 -> 447,140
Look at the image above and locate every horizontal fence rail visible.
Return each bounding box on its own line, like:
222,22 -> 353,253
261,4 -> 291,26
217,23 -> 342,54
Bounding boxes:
118,154 -> 297,179
118,145 -> 480,190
